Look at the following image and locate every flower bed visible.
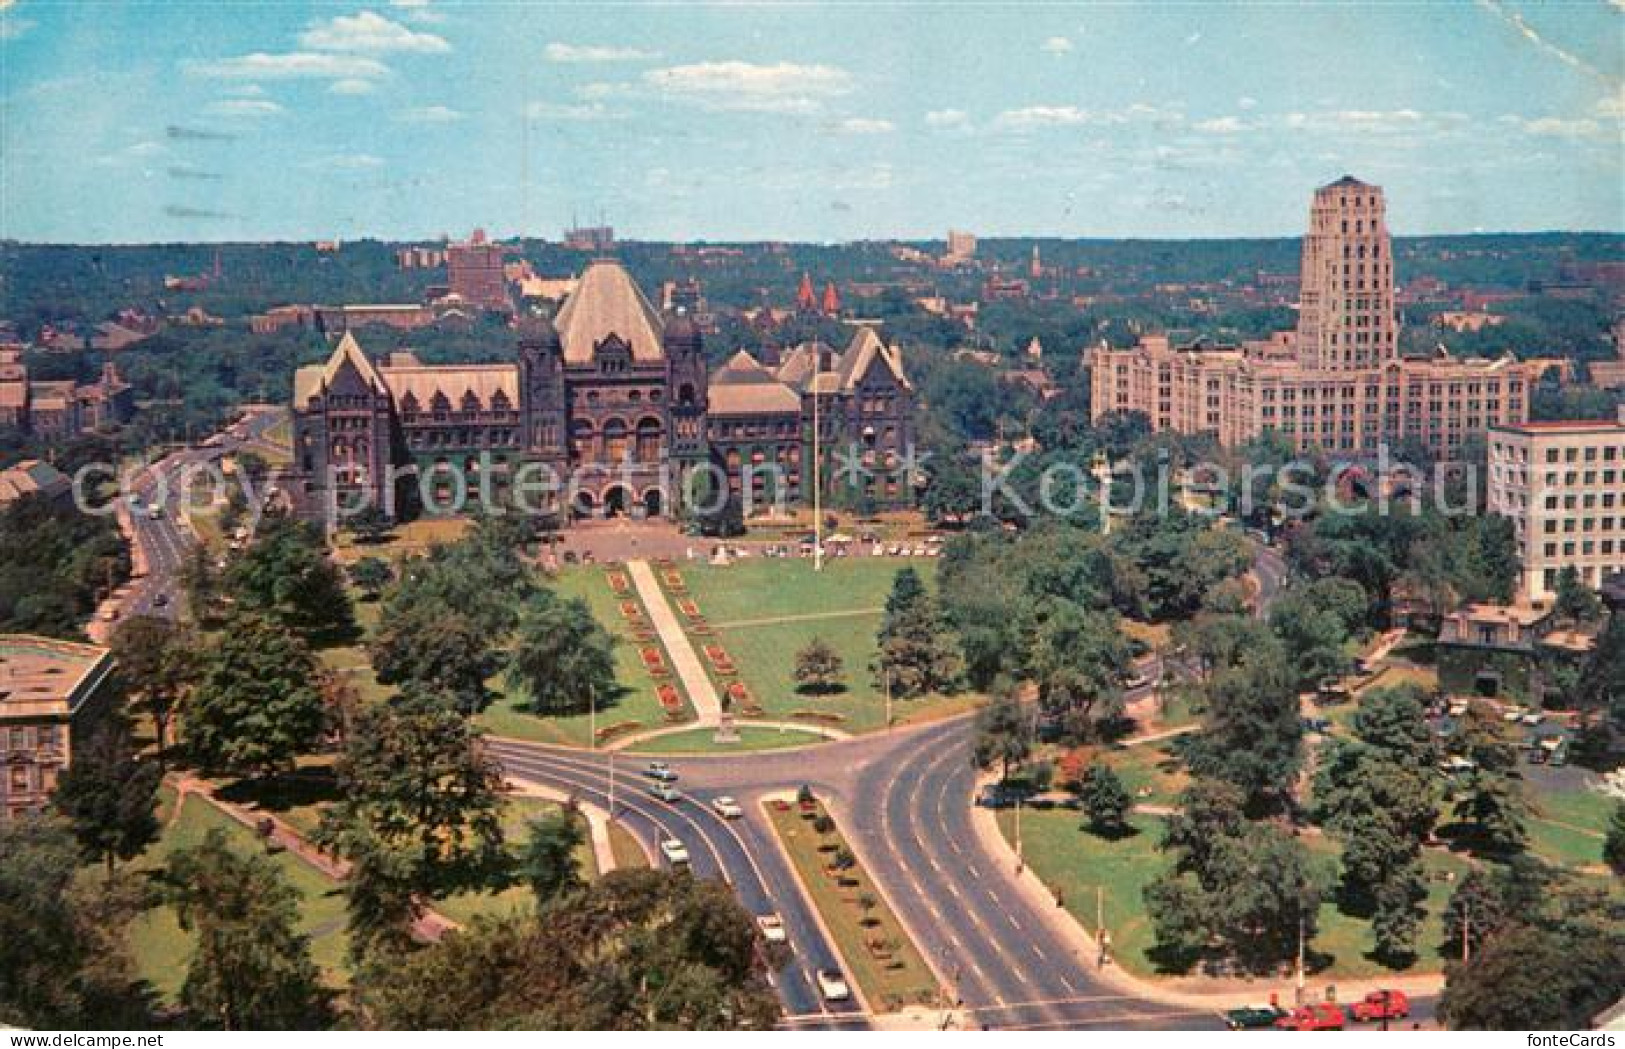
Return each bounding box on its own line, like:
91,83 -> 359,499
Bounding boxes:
678,599 -> 703,619
662,570 -> 686,593
657,684 -> 685,722
619,600 -> 642,619
702,644 -> 736,675
640,646 -> 668,674
607,571 -> 632,596
595,720 -> 642,744
726,681 -> 763,716
790,711 -> 847,726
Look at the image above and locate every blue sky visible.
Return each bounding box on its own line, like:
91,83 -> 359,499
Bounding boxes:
0,1 -> 1620,243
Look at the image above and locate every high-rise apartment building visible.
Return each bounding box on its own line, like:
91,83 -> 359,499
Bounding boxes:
1090,177 -> 1560,458
1488,406 -> 1625,601
446,229 -> 511,312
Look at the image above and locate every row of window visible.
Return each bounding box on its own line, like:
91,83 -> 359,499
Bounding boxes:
4,725 -> 61,752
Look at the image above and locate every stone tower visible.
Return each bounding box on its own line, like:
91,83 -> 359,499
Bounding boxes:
1296,176 -> 1398,372
662,309 -> 710,501
517,313 -> 568,480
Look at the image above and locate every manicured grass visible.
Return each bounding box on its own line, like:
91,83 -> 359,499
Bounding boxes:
608,820 -> 651,870
1122,618 -> 1173,652
478,567 -> 694,747
626,724 -> 834,754
1526,777 -> 1615,868
1356,665 -> 1438,696
997,809 -> 1472,981
764,797 -> 939,1013
1101,741 -> 1189,808
329,517 -> 472,565
128,790 -> 351,1001
432,797 -> 598,926
675,558 -> 975,734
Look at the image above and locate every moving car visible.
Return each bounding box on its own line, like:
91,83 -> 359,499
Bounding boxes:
644,762 -> 679,783
153,593 -> 170,608
755,914 -> 788,945
815,969 -> 851,1003
1350,990 -> 1409,1023
1274,1003 -> 1346,1031
1224,1004 -> 1287,1030
647,783 -> 683,804
711,796 -> 743,819
659,838 -> 689,865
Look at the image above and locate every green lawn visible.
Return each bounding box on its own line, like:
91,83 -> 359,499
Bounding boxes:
128,789 -> 351,1001
626,724 -> 834,754
478,567 -> 695,747
1101,741 -> 1189,808
764,797 -> 940,1013
674,558 -> 977,734
1526,777 -> 1616,868
998,809 -> 1472,981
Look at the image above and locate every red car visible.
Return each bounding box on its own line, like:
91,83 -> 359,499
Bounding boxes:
1351,990 -> 1410,1022
1275,1003 -> 1347,1031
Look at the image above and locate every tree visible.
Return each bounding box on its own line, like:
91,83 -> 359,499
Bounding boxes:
184,613 -> 327,778
1030,601 -> 1132,739
1369,856 -> 1429,964
1605,802 -> 1625,877
1076,761 -> 1131,837
357,870 -> 780,1030
518,811 -> 585,908
883,567 -> 928,621
971,690 -> 1032,781
51,720 -> 161,877
875,573 -> 963,700
1576,615 -> 1625,725
370,604 -> 498,713
178,541 -> 218,623
1268,577 -> 1367,689
505,591 -> 618,716
1552,566 -> 1603,625
792,636 -> 846,695
348,556 -> 393,600
0,817 -> 148,1028
165,829 -> 329,1030
1185,640 -> 1303,813
108,614 -> 197,760
224,513 -> 354,641
316,691 -> 506,960
347,506 -> 392,545
1447,702 -> 1529,854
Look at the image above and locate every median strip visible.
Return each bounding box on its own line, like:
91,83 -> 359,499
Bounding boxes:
761,789 -> 941,1016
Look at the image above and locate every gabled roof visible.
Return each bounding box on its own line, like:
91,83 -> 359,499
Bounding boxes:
554,259 -> 666,365
835,326 -> 910,392
293,331 -> 387,403
378,363 -> 519,412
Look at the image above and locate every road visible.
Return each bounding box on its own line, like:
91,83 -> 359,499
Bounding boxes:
117,407 -> 288,621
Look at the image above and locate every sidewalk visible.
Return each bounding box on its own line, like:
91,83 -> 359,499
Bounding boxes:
965,771 -> 1446,1013
503,775 -> 644,871
625,559 -> 723,725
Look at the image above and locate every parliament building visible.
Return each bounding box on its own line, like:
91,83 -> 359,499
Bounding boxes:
290,259 -> 914,522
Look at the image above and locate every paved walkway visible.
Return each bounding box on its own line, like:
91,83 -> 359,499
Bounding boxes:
505,775 -> 633,872
711,606 -> 884,630
625,559 -> 723,726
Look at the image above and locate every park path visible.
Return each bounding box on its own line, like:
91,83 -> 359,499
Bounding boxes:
710,606 -> 884,630
625,559 -> 723,726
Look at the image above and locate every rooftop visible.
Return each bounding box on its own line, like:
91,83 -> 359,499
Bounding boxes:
0,634 -> 114,721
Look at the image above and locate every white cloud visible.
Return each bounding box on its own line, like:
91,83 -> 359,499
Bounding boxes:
644,60 -> 853,114
1284,109 -> 1439,134
1041,36 -> 1073,55
210,98 -> 285,118
318,153 -> 386,170
191,52 -> 390,80
300,11 -> 448,54
925,108 -> 970,129
545,43 -> 656,63
832,117 -> 894,135
1238,96 -> 1259,110
1500,114 -> 1608,139
525,100 -> 622,122
398,104 -> 462,123
1195,116 -> 1250,134
0,14 -> 34,41
389,0 -> 445,24
1596,87 -> 1625,119
577,81 -> 634,101
994,105 -> 1092,128
329,78 -> 376,96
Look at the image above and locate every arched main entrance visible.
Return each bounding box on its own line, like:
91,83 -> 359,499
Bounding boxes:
603,484 -> 631,517
642,487 -> 663,518
573,488 -> 596,518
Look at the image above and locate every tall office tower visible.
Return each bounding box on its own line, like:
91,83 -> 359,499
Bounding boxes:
1295,176 -> 1398,371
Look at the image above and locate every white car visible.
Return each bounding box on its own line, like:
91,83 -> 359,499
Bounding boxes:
644,762 -> 679,783
711,796 -> 743,819
756,914 -> 788,945
647,782 -> 683,803
815,969 -> 851,1002
659,838 -> 689,865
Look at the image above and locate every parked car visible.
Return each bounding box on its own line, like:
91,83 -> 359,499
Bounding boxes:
755,913 -> 788,945
711,796 -> 743,819
815,969 -> 851,1003
1350,990 -> 1409,1023
1275,1003 -> 1346,1031
647,783 -> 683,803
153,593 -> 170,607
659,838 -> 689,865
644,762 -> 679,783
1224,1004 -> 1287,1030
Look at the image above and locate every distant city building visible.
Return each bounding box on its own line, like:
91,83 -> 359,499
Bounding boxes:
1090,177 -> 1559,458
945,230 -> 977,261
289,259 -> 914,522
0,460 -> 72,510
396,246 -> 448,270
0,635 -> 116,822
564,225 -> 616,253
446,229 -> 512,312
1587,317 -> 1625,390
1435,310 -> 1506,333
1488,405 -> 1625,601
0,352 -> 133,439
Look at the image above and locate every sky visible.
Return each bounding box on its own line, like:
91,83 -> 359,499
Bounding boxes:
0,0 -> 1621,243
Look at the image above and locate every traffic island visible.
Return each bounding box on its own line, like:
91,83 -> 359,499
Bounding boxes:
761,789 -> 941,1016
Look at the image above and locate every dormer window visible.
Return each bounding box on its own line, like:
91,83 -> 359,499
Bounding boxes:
461,390 -> 482,413
595,335 -> 631,375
